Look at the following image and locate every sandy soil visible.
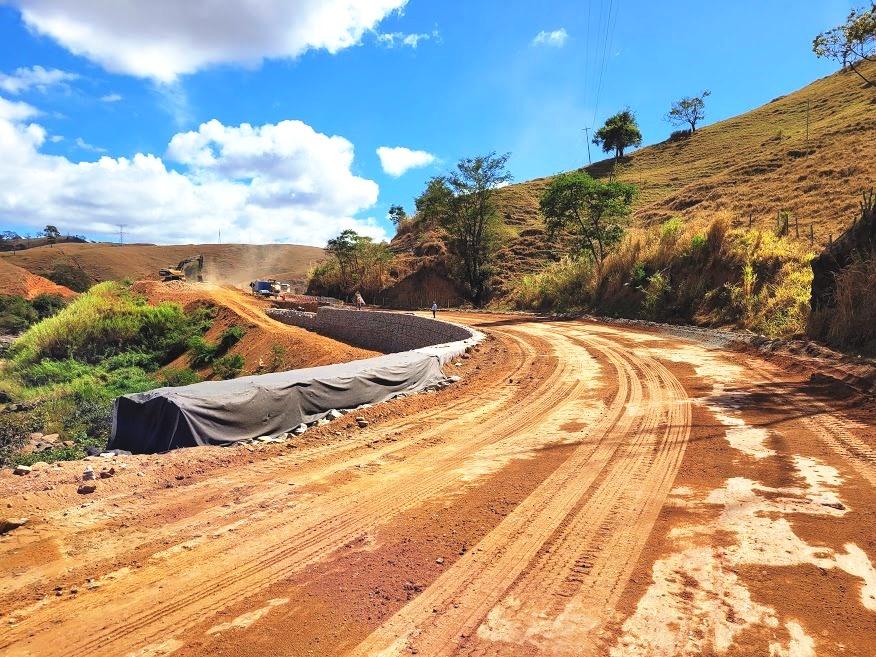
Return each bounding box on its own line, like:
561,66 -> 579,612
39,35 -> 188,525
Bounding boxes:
1,313 -> 874,656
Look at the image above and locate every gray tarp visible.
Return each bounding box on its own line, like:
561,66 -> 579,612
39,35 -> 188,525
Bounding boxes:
109,351 -> 445,453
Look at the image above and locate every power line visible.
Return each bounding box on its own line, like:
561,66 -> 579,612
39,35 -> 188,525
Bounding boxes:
592,0 -> 621,129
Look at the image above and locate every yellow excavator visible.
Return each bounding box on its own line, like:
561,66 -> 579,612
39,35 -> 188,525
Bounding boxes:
159,254 -> 204,282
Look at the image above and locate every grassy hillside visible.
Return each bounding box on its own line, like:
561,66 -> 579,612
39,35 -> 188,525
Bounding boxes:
0,242 -> 326,291
469,61 -> 876,294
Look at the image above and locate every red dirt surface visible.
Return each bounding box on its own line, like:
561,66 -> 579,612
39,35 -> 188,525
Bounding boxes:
1,312 -> 874,656
132,280 -> 377,373
0,259 -> 76,300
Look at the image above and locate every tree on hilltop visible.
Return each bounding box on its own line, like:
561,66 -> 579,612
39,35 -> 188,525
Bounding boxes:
387,204 -> 407,226
540,171 -> 636,268
666,90 -> 711,133
813,3 -> 876,86
592,109 -> 642,163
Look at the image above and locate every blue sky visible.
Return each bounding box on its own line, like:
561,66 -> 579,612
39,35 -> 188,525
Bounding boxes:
0,1 -> 856,245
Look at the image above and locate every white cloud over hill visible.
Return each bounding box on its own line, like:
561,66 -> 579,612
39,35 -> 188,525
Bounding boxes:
0,98 -> 385,245
8,0 -> 408,82
376,145 -> 436,177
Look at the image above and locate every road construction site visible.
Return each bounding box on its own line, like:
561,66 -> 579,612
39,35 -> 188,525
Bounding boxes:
2,308 -> 875,656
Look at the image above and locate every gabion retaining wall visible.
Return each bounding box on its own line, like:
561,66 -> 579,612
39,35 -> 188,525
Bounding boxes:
267,307 -> 473,354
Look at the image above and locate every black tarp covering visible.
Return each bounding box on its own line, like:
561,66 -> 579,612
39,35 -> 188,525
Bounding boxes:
109,351 -> 445,453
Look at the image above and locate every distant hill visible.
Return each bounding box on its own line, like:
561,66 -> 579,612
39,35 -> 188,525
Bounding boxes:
392,60 -> 876,299
0,235 -> 87,252
0,243 -> 326,291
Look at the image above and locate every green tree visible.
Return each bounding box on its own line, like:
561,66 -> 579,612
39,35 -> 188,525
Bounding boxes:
322,229 -> 393,298
437,152 -> 512,305
592,109 -> 643,162
414,177 -> 454,226
666,90 -> 711,133
813,3 -> 876,86
388,204 -> 408,226
540,171 -> 636,267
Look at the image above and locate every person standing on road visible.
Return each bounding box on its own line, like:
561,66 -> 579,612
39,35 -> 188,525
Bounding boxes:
355,291 -> 365,310
431,301 -> 438,319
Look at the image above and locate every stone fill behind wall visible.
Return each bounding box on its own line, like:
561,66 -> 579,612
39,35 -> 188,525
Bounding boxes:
266,307 -> 472,354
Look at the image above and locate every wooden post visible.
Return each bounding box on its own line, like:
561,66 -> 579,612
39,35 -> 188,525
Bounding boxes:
795,215 -> 799,238
748,212 -> 753,228
809,223 -> 814,246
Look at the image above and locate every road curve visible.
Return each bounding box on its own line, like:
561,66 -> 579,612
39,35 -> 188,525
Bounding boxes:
1,313 -> 874,656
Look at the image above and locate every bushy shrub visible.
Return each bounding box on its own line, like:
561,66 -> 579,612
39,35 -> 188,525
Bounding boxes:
159,367 -> 200,387
187,335 -> 219,367
30,293 -> 68,319
187,324 -> 246,367
668,129 -> 691,142
47,264 -> 92,292
212,354 -> 245,380
219,325 -> 246,350
0,295 -> 36,333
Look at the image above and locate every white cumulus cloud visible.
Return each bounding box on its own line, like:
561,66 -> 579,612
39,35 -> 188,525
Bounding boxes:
532,28 -> 568,47
0,65 -> 78,94
7,0 -> 408,82
100,93 -> 123,103
0,97 -> 385,245
376,146 -> 436,177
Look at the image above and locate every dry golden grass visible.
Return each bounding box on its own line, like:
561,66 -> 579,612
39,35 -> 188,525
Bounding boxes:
492,60 -> 876,273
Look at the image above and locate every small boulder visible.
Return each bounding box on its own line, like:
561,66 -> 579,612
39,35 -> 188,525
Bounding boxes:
356,417 -> 369,428
82,467 -> 95,481
326,409 -> 344,420
99,467 -> 115,479
27,432 -> 44,442
448,375 -> 462,383
292,423 -> 308,435
12,465 -> 31,476
0,517 -> 28,534
77,483 -> 97,495
41,433 -> 59,444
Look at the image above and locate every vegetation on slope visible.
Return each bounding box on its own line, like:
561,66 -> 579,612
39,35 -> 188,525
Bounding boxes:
515,215 -> 812,338
0,282 -> 214,465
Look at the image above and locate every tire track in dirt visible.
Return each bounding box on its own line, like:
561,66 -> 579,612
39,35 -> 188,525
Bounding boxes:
0,322 -> 595,657
346,324 -> 691,657
0,320 -> 536,607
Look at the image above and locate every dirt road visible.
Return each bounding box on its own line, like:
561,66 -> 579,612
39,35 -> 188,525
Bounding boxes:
2,313 -> 874,656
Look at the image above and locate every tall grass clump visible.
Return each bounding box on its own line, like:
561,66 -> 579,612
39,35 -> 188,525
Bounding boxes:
514,213 -> 812,337
11,282 -> 208,365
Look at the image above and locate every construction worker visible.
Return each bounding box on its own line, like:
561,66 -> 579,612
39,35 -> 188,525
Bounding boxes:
431,301 -> 438,319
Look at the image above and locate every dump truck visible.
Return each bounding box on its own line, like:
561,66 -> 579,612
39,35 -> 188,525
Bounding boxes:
159,255 -> 204,282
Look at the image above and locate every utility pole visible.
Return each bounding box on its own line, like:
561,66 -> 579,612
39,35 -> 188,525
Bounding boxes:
117,224 -> 126,245
218,228 -> 221,244
582,127 -> 592,165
